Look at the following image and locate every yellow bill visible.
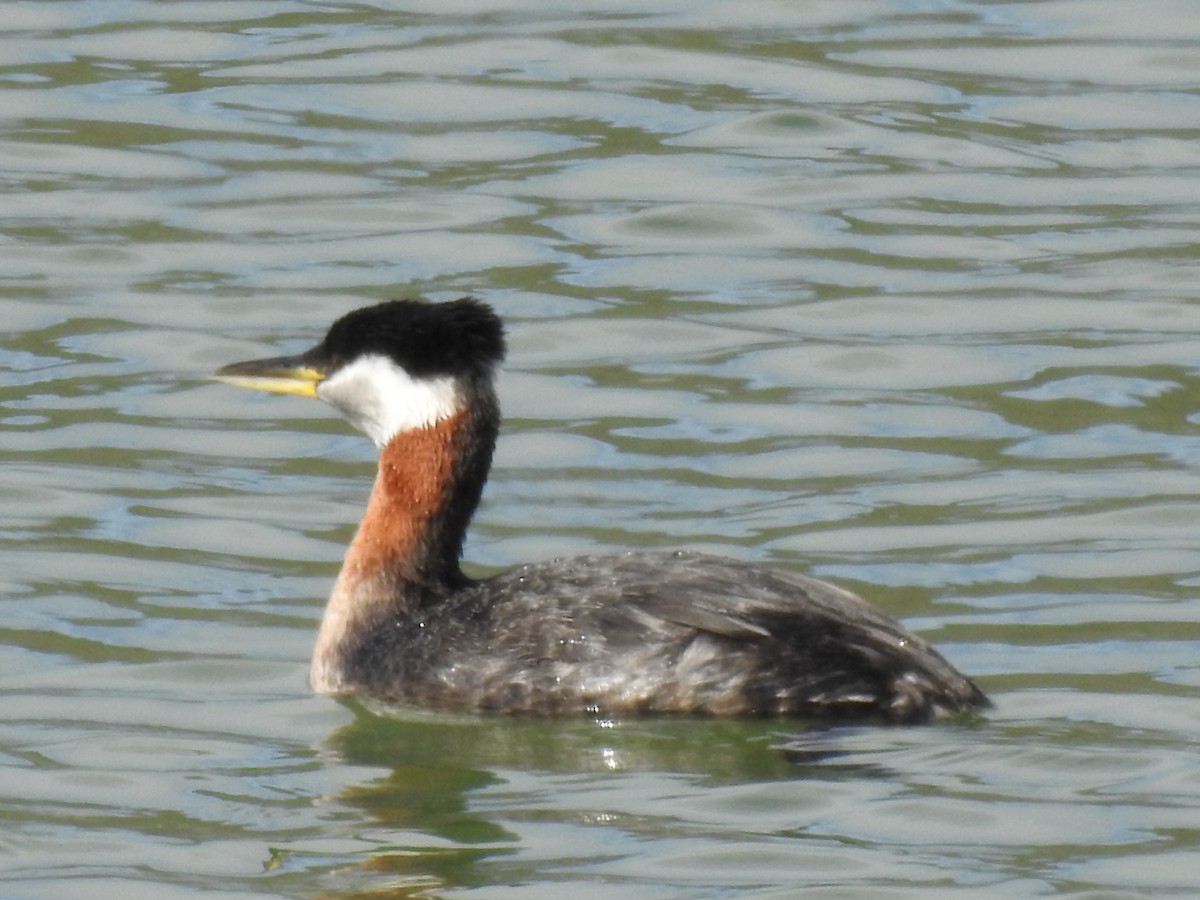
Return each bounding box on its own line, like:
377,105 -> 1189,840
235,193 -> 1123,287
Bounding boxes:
213,355 -> 326,398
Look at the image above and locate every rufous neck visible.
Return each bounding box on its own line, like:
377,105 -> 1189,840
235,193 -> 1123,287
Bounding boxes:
311,408 -> 475,693
310,381 -> 499,693
343,409 -> 476,593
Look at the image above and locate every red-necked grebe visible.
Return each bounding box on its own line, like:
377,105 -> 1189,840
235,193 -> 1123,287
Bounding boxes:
215,298 -> 987,722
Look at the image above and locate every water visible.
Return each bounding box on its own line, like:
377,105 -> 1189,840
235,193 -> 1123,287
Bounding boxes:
3,1 -> 1200,896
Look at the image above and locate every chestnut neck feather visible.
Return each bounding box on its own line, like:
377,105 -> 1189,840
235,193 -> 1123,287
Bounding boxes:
311,381 -> 498,693
348,412 -> 465,584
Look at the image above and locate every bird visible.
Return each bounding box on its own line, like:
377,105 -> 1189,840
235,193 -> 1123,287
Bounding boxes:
214,297 -> 987,722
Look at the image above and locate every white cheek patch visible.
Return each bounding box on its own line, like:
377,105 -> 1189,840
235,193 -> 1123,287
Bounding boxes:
316,354 -> 463,446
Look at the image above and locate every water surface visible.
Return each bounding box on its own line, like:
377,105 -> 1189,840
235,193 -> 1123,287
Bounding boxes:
3,1 -> 1200,897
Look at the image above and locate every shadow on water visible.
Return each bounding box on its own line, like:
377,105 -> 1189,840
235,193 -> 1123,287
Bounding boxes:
304,690 -> 1200,897
314,700 -> 990,895
329,699 -> 817,779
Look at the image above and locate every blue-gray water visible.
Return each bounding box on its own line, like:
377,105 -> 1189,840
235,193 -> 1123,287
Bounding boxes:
4,2 -> 1200,897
